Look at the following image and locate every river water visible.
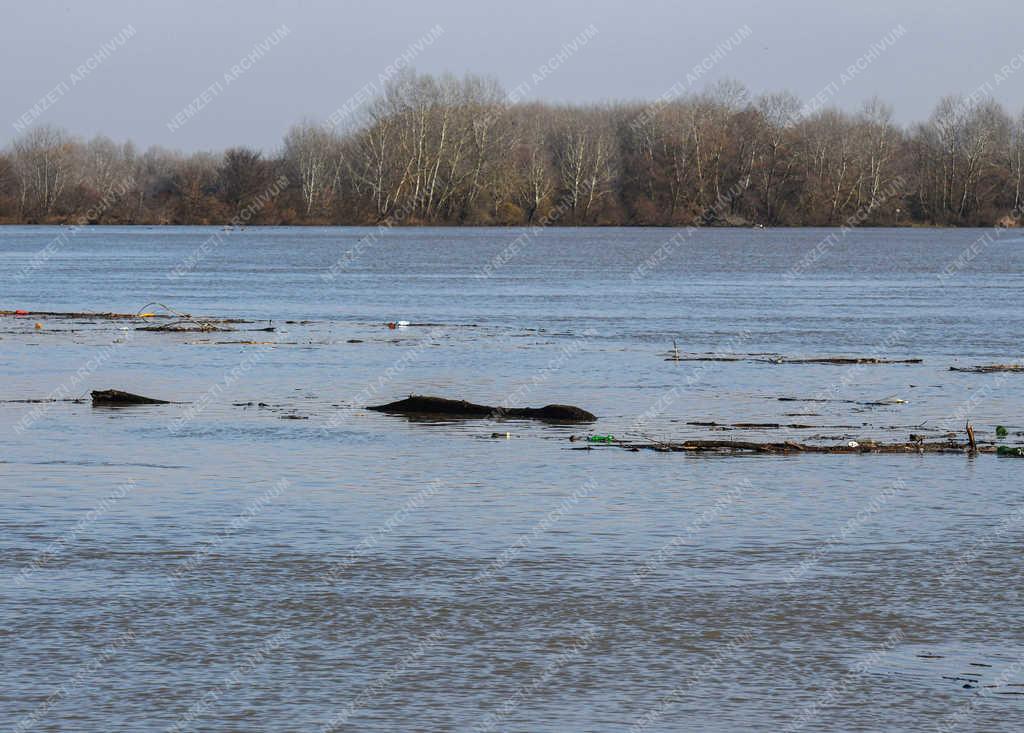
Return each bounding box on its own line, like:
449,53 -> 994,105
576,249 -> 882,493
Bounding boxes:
2,225 -> 1023,732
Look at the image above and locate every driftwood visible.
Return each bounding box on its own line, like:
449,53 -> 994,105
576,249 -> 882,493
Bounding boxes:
666,352 -> 922,365
0,397 -> 84,404
775,357 -> 922,365
3,308 -> 257,334
91,389 -> 170,405
687,421 -> 823,429
578,423 -> 999,455
368,395 -> 596,422
578,437 -> 995,455
950,364 -> 1024,374
136,322 -> 232,332
777,396 -> 907,406
2,309 -> 167,320
211,340 -> 288,345
666,354 -> 745,362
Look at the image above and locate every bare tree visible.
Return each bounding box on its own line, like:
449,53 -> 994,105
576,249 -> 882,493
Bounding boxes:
551,109 -> 616,223
283,123 -> 342,218
6,76 -> 1024,227
11,125 -> 77,220
1012,111 -> 1024,214
755,92 -> 802,224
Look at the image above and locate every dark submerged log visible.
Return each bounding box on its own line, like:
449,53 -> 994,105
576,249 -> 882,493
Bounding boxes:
91,389 -> 170,406
367,395 -> 596,422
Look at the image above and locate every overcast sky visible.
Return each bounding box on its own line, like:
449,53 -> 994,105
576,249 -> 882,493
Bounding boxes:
3,0 -> 1022,152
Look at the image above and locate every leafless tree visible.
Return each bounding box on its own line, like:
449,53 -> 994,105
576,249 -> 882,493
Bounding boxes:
12,125 -> 76,219
4,77 -> 1024,227
283,123 -> 343,218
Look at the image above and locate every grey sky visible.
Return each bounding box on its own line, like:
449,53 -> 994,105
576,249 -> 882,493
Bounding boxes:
3,0 -> 1022,152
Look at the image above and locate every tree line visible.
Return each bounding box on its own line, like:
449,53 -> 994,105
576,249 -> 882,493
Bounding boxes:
2,71 -> 1023,227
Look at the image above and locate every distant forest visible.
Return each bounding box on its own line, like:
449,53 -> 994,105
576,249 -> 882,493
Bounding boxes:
3,71 -> 1023,227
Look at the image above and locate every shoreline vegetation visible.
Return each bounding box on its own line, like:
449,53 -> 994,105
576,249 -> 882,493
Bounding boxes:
2,72 -> 1024,228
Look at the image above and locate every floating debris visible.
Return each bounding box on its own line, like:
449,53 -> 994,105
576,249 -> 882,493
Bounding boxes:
2,305 -> 259,334
686,421 -> 824,429
665,352 -> 922,365
91,389 -> 170,406
368,395 -> 596,422
950,364 -> 1024,373
0,397 -> 85,404
137,323 -> 233,332
576,435 -> 1000,455
212,340 -> 284,345
777,395 -> 907,406
2,309 -> 158,320
872,396 -> 908,405
776,357 -> 922,365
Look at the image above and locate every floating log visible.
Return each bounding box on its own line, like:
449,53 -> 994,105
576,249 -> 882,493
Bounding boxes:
777,395 -> 906,406
666,353 -> 922,365
91,389 -> 170,406
776,357 -> 922,365
666,354 -> 745,362
577,437 -> 996,455
686,421 -> 821,429
950,364 -> 1024,374
0,397 -> 84,404
1,309 -> 165,321
368,395 -> 596,422
136,322 -> 232,332
2,309 -> 254,327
